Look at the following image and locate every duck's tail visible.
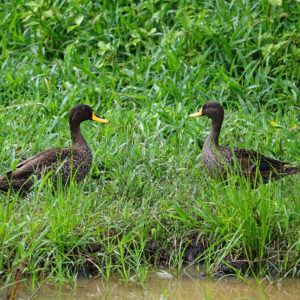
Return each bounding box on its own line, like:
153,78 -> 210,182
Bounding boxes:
283,166 -> 299,176
267,165 -> 299,183
250,165 -> 299,185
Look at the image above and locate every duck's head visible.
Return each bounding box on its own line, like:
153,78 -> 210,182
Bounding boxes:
69,104 -> 109,125
189,101 -> 224,121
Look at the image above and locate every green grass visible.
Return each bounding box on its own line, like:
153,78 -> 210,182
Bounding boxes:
0,0 -> 299,292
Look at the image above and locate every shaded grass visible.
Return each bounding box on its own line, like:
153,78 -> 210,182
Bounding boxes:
0,0 -> 299,292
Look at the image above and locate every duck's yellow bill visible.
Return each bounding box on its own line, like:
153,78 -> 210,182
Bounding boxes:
92,112 -> 109,123
189,107 -> 203,118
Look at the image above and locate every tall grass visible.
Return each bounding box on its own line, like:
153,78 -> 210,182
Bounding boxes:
0,0 -> 299,291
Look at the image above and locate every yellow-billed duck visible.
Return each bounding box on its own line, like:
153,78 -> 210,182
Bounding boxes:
189,101 -> 299,184
0,104 -> 108,192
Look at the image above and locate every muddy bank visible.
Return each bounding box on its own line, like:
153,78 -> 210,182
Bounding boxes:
71,237 -> 299,278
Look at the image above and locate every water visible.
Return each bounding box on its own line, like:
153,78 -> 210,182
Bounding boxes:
2,270 -> 300,300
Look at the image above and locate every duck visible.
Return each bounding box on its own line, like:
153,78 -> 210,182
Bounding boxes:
189,101 -> 299,184
0,104 -> 109,193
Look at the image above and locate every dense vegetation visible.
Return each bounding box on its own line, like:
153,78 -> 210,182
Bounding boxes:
0,0 -> 299,292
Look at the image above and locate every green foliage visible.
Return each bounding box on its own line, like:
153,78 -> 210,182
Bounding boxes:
0,0 -> 299,289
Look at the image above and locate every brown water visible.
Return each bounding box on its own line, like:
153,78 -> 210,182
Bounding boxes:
2,270 -> 300,300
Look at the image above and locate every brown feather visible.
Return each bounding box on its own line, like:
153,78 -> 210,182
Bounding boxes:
192,101 -> 299,185
0,104 -> 108,193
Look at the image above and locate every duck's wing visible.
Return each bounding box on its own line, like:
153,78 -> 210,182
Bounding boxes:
217,145 -> 299,184
0,147 -> 72,183
232,147 -> 290,172
217,145 -> 290,172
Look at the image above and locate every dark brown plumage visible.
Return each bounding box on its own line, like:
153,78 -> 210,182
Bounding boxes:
0,104 -> 109,193
190,101 -> 299,184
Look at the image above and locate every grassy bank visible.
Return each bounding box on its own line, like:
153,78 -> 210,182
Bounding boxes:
0,0 -> 299,290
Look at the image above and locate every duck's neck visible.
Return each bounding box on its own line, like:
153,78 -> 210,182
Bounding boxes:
206,117 -> 223,146
70,123 -> 89,149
